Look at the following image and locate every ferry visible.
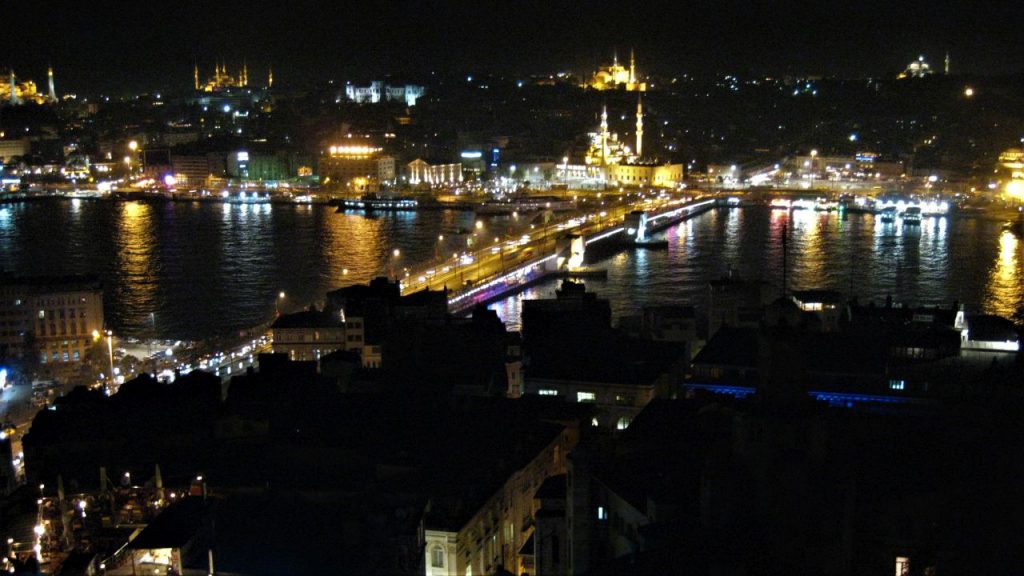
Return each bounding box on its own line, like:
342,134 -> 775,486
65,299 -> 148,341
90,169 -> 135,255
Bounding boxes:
476,196 -> 576,214
336,194 -> 418,212
901,206 -> 922,225
880,206 -> 898,224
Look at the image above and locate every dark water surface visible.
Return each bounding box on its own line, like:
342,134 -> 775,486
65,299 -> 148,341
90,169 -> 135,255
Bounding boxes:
1,200 -> 1020,338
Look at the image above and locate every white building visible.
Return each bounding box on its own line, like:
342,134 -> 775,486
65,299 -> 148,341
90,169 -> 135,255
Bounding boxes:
345,81 -> 424,106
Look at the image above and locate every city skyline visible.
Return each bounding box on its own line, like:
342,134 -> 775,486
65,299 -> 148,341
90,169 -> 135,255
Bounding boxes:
7,0 -> 1024,93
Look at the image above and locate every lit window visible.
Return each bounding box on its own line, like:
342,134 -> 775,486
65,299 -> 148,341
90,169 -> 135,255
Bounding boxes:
538,389 -> 558,396
577,391 -> 596,403
38,310 -> 45,319
889,379 -> 906,391
616,416 -> 632,430
597,506 -> 607,520
895,556 -> 910,576
431,546 -> 444,568
591,417 -> 599,427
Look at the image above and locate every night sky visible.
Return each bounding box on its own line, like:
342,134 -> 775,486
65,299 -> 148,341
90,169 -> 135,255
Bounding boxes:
5,0 -> 1023,93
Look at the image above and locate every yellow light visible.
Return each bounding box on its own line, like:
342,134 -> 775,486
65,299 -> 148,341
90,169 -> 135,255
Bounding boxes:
964,87 -> 974,97
328,145 -> 381,157
128,140 -> 138,151
1006,180 -> 1024,201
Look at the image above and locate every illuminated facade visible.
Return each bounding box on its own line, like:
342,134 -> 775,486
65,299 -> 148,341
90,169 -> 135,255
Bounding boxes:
407,159 -> 463,186
585,49 -> 646,91
0,276 -> 104,367
2,69 -> 52,105
423,426 -> 576,576
579,104 -> 682,188
319,144 -> 396,192
345,81 -> 424,106
896,56 -> 934,79
195,61 -> 249,92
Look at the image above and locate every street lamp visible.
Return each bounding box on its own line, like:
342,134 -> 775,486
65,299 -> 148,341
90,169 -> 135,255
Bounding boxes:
276,292 -> 286,316
105,330 -> 115,391
809,149 -> 818,189
390,249 -> 401,280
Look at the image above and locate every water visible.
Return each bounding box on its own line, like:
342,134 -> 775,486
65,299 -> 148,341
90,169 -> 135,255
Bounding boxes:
490,206 -> 1024,329
1,200 -> 1020,339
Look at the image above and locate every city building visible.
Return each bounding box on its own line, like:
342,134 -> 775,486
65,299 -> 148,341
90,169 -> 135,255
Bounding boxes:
1,69 -> 53,105
897,55 -> 935,79
318,143 -> 396,192
270,308 -> 355,361
406,159 -> 463,186
226,150 -> 312,182
195,61 -> 249,92
345,81 -> 425,106
0,275 -> 104,367
584,49 -> 646,91
580,104 -> 682,188
0,138 -> 30,163
423,417 -> 578,576
521,282 -> 684,429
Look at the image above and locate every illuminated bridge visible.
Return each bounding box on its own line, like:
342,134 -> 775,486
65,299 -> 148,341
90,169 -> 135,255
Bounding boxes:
421,196 -> 723,314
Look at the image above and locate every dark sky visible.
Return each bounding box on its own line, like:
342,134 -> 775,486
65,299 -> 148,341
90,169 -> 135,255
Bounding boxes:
4,0 -> 1023,93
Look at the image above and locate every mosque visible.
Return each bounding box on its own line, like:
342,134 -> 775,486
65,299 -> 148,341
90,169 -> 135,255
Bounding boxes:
1,67 -> 58,105
585,49 -> 646,92
194,61 -> 268,92
571,99 -> 682,188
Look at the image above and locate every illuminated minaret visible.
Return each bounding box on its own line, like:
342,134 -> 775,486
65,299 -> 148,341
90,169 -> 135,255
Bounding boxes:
47,65 -> 56,102
194,63 -> 200,90
8,70 -> 17,105
629,48 -> 636,85
242,61 -> 248,87
600,105 -> 609,165
635,95 -> 644,158
268,66 -> 273,88
944,52 -> 950,75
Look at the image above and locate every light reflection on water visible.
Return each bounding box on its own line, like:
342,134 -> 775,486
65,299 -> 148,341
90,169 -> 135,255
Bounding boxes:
491,206 -> 1022,329
0,201 -> 1019,339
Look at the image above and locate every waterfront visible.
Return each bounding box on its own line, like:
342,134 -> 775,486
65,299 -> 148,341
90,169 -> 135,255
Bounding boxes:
1,199 -> 1021,338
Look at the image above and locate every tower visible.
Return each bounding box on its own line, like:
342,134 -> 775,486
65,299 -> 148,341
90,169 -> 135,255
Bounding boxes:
194,63 -> 200,91
635,95 -> 644,158
242,61 -> 248,87
8,70 -> 17,105
600,105 -> 609,165
629,48 -> 636,85
47,65 -> 56,102
268,65 -> 273,88
944,52 -> 950,75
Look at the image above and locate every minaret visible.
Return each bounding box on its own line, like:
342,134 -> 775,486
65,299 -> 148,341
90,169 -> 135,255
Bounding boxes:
242,61 -> 248,87
629,48 -> 636,85
268,66 -> 273,88
47,65 -> 56,102
613,49 -> 618,67
9,70 -> 17,105
944,52 -> 950,75
635,95 -> 644,158
194,63 -> 200,91
600,105 -> 609,165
